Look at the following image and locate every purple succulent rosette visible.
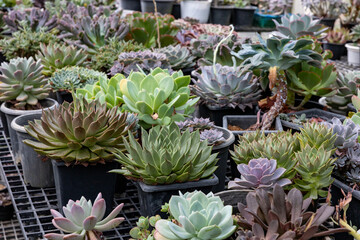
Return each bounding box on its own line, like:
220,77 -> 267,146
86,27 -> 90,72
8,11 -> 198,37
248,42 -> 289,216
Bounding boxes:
228,158 -> 291,190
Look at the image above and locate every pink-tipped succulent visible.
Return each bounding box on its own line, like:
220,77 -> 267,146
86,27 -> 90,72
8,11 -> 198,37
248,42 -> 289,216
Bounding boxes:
228,158 -> 291,190
44,193 -> 124,240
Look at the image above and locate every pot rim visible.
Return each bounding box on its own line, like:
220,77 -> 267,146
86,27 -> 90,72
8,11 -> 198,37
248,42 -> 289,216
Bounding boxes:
345,43 -> 360,51
11,113 -> 43,134
212,126 -> 235,150
0,98 -> 58,116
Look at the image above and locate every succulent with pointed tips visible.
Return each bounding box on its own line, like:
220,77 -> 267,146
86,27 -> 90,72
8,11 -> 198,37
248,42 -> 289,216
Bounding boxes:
155,45 -> 196,71
324,117 -> 359,150
325,28 -> 350,44
44,193 -> 124,240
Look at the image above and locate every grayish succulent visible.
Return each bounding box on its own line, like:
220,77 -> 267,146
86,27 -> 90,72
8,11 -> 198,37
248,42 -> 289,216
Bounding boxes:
110,51 -> 171,76
191,64 -> 262,110
228,158 -> 291,190
324,117 -> 359,150
155,45 -> 196,70
199,129 -> 225,146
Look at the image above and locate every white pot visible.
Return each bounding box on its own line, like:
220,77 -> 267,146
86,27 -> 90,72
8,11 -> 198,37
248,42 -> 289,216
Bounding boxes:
180,0 -> 212,23
346,43 -> 360,67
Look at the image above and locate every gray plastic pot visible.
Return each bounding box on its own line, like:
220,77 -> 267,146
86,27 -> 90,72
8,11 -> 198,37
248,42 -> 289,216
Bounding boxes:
1,98 -> 58,163
212,126 -> 235,193
118,0 -> 141,11
215,189 -> 249,213
11,113 -> 54,188
141,0 -> 175,14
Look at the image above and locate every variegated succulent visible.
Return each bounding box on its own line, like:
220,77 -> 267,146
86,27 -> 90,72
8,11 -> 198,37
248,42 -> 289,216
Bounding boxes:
191,64 -> 262,110
155,45 -> 196,71
44,193 -> 124,240
36,43 -> 88,76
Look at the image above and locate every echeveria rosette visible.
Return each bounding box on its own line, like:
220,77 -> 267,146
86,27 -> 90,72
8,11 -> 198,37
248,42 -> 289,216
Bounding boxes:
324,117 -> 359,150
228,158 -> 291,190
154,191 -> 236,240
44,193 -> 124,240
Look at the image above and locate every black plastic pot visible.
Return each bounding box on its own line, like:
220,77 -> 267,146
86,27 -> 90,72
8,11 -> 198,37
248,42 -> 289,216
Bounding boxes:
233,7 -> 256,27
320,18 -> 336,28
280,109 -> 346,131
323,42 -> 346,60
11,114 -> 54,188
52,160 -> 118,215
210,6 -> 233,25
140,0 -> 175,14
212,126 -> 235,193
118,0 -> 141,11
55,91 -> 73,104
331,179 -> 360,240
134,174 -> 218,217
197,104 -> 257,127
0,51 -> 6,66
171,3 -> 181,19
0,98 -> 58,163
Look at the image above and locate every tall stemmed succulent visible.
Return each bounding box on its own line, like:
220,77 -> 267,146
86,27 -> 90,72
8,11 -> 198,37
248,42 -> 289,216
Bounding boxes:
44,193 -> 124,240
111,123 -> 218,185
235,36 -> 323,130
237,185 -> 341,239
273,14 -> 328,39
0,57 -> 51,109
24,98 -> 133,165
154,191 -> 237,240
36,43 -> 88,77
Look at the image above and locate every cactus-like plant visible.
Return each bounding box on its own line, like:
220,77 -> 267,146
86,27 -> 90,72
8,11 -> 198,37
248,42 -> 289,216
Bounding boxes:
325,117 -> 359,150
325,28 -> 351,44
23,98 -> 133,164
231,130 -> 300,179
110,51 -> 171,76
273,14 -> 327,39
294,145 -> 336,199
237,185 -> 338,239
110,123 -> 218,185
3,8 -> 57,33
36,43 -> 88,76
228,158 -> 291,190
325,71 -> 360,114
154,191 -> 237,240
130,215 -> 161,240
44,193 -> 124,240
297,122 -> 337,151
351,24 -> 360,43
50,66 -> 107,91
119,68 -> 199,128
0,57 -> 50,109
155,45 -> 196,70
191,64 -> 262,110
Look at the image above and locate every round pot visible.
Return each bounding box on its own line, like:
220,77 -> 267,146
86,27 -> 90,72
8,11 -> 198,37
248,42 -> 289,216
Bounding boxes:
118,0 -> 141,11
323,42 -> 346,60
0,98 -> 58,163
210,6 -> 233,25
233,7 -> 256,27
180,0 -> 212,23
141,0 -> 175,14
171,2 -> 181,19
346,43 -> 360,67
215,189 -> 249,212
11,113 -> 54,188
55,91 -> 73,104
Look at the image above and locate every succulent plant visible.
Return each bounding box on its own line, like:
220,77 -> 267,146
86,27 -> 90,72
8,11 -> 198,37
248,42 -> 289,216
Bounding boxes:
297,122 -> 337,151
110,51 -> 171,76
228,158 -> 291,190
237,185 -> 338,239
0,57 -> 50,109
325,71 -> 360,114
155,45 -> 196,71
110,123 -> 218,185
340,0 -> 360,25
302,0 -> 347,18
286,62 -> 337,109
0,24 -> 59,59
50,66 -> 107,92
236,223 -> 280,240
36,43 -> 88,77
125,12 -> 179,48
325,28 -> 351,44
231,130 -> 300,179
91,38 -> 144,73
44,193 -> 124,240
324,117 -> 359,150
119,68 -> 199,128
351,24 -> 360,43
24,98 -> 133,164
76,74 -> 124,109
199,129 -> 225,146
294,145 -> 336,199
58,7 -> 129,54
3,8 -> 57,33
273,14 -> 327,39
192,64 -> 262,110
130,215 -> 161,240
192,23 -> 237,37
258,0 -> 293,15
154,191 -> 236,240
